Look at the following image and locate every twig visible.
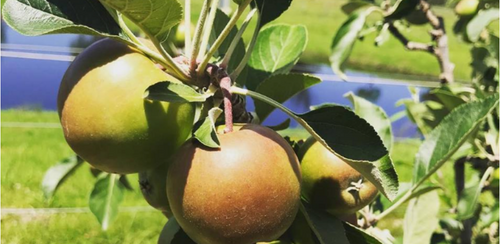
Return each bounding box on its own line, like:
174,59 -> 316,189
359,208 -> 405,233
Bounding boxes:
198,0 -> 221,61
421,0 -> 454,83
218,70 -> 233,133
220,8 -> 257,69
385,0 -> 454,83
230,5 -> 263,80
190,0 -> 212,74
387,24 -> 434,52
197,0 -> 252,78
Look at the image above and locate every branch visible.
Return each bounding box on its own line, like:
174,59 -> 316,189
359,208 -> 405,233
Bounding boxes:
387,24 -> 434,52
420,0 -> 455,83
420,0 -> 440,29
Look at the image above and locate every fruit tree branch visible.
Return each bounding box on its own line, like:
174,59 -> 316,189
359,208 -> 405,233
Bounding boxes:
218,70 -> 234,133
387,24 -> 434,52
386,0 -> 454,83
421,0 -> 454,83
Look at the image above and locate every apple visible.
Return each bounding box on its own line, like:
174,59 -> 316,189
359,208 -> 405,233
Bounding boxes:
139,162 -> 172,217
58,38 -> 195,174
455,0 -> 479,16
167,124 -> 301,244
299,138 -> 378,216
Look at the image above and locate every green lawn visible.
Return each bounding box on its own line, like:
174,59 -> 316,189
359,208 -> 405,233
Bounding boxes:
1,110 -> 166,243
0,109 -> 463,243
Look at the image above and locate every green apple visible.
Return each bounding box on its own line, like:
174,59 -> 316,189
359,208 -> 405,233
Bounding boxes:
58,38 -> 195,174
299,138 -> 378,216
139,162 -> 172,217
455,0 -> 479,16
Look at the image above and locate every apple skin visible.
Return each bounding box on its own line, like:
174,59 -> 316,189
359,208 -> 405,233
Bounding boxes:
139,162 -> 172,217
58,38 -> 195,174
299,138 -> 378,216
455,0 -> 479,16
167,124 -> 301,244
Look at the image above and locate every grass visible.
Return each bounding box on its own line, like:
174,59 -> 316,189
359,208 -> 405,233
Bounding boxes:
1,110 -> 166,243
0,109 -> 471,242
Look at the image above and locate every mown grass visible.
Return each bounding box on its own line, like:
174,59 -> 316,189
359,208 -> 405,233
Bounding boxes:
1,110 -> 166,243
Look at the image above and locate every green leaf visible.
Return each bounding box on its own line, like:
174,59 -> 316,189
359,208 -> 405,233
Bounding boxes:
247,24 -> 308,90
430,87 -> 466,111
380,182 -> 441,210
412,94 -> 499,185
158,217 -> 197,243
89,174 -> 125,231
210,9 -> 246,74
403,191 -> 440,244
345,92 -> 393,151
457,176 -> 481,220
343,222 -> 383,244
439,217 -> 463,237
119,175 -> 134,191
471,37 -> 499,83
193,107 -> 223,148
457,167 -> 494,220
399,99 -> 447,135
385,0 -> 420,20
300,203 -> 349,244
100,0 -> 182,44
158,217 -> 182,244
290,202 -> 317,244
41,155 -> 83,199
404,6 -> 429,25
266,119 -> 291,131
251,0 -> 292,27
466,8 -> 499,42
232,0 -> 245,4
2,0 -> 124,38
255,73 -> 321,122
480,202 -> 499,229
374,23 -> 390,47
341,1 -> 374,15
145,81 -> 211,103
297,104 -> 398,200
330,8 -> 376,81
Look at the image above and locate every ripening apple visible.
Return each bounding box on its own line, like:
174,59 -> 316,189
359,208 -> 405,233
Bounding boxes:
299,138 -> 378,216
58,38 -> 195,174
167,124 -> 301,244
139,162 -> 172,217
455,0 -> 479,16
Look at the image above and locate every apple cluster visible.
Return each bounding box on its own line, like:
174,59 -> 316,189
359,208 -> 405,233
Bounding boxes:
58,39 -> 378,244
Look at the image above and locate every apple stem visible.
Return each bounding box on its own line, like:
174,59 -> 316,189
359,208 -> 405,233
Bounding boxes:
219,74 -> 233,133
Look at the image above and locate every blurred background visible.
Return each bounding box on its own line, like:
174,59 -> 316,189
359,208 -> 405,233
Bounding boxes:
1,0 -> 498,243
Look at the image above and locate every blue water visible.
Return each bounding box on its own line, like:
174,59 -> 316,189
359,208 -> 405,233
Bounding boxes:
1,22 -> 427,138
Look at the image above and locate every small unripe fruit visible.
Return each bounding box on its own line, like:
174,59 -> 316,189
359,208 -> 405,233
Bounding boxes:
299,138 -> 378,216
167,124 -> 301,244
174,21 -> 195,47
455,0 -> 479,16
139,162 -> 172,217
58,38 -> 195,174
